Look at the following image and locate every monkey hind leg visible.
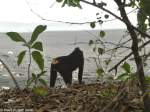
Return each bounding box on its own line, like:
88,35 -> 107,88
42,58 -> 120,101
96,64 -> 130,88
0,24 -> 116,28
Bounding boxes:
62,73 -> 72,86
50,64 -> 57,87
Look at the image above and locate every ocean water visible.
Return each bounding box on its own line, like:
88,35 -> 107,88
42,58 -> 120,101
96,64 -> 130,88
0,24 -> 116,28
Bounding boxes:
0,29 -> 133,88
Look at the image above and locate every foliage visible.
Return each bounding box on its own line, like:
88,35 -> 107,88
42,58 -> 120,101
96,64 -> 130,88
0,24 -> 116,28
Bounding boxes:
96,68 -> 104,78
90,22 -> 96,28
32,86 -> 48,96
88,38 -> 106,78
145,76 -> 150,85
56,0 -> 150,36
32,51 -> 44,71
116,62 -> 136,82
99,30 -> 105,38
27,71 -> 47,87
54,0 -> 150,110
132,0 -> 150,33
88,30 -> 108,79
17,50 -> 26,66
6,25 -> 47,89
61,0 -> 82,8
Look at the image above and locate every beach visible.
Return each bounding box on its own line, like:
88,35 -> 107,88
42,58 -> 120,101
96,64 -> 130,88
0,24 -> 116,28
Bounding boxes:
0,29 -> 134,88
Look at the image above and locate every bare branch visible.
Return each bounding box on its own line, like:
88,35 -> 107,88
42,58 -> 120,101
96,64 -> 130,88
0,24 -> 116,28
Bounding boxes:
93,0 -> 96,5
80,0 -> 150,39
25,0 -> 135,25
109,39 -> 150,72
101,87 -> 127,112
0,59 -> 20,90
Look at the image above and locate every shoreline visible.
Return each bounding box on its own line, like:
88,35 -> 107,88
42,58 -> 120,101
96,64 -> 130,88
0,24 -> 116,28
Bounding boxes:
0,72 -> 98,88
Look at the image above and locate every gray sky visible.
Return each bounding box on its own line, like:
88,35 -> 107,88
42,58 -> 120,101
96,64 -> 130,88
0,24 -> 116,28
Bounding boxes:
0,0 -> 137,31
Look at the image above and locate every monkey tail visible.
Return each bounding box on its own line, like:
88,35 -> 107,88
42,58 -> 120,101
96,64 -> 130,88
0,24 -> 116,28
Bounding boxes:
50,64 -> 57,87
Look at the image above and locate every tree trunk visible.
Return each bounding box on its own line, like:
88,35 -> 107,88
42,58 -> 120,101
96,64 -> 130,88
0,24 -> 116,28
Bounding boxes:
114,0 -> 150,111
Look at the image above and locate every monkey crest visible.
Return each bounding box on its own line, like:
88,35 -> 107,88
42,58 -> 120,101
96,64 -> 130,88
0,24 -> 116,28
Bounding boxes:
52,59 -> 59,65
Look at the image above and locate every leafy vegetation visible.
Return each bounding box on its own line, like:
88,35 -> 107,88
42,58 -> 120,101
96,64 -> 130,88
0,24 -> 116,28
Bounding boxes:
137,0 -> 150,33
116,62 -> 136,82
55,0 -> 150,111
0,0 -> 150,111
6,25 -> 47,95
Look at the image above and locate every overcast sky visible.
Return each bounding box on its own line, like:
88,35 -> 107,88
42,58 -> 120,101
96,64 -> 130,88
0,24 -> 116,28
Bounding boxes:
0,0 -> 137,31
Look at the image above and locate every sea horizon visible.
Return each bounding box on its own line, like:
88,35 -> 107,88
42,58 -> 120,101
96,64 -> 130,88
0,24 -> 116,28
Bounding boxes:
0,21 -> 126,33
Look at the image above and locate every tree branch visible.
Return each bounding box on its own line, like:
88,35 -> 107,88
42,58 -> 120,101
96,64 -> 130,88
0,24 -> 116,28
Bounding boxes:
0,59 -> 20,90
109,37 -> 150,72
80,0 -> 150,39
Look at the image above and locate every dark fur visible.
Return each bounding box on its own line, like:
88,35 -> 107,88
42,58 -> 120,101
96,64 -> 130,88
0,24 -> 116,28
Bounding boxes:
50,47 -> 84,87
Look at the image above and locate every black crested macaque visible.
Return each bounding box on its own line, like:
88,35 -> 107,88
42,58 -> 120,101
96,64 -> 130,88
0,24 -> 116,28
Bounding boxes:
50,47 -> 84,87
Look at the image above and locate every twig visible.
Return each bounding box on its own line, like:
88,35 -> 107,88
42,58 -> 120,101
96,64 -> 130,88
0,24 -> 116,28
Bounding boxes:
109,39 -> 150,72
100,87 -> 127,112
27,48 -> 31,81
80,0 -> 150,40
133,27 -> 150,39
25,0 -> 150,41
25,0 -> 137,25
0,58 -> 20,90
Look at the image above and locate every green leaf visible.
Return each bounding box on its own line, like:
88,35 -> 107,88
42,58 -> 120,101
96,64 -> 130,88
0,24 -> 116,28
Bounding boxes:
30,25 -> 47,44
56,0 -> 63,3
145,76 -> 150,84
139,0 -> 150,15
104,14 -> 109,19
138,23 -> 147,34
74,0 -> 82,8
98,2 -> 107,8
6,32 -> 26,43
116,73 -> 129,81
31,41 -> 43,51
32,73 -> 36,80
69,0 -> 76,7
98,47 -> 104,55
130,73 -> 136,80
37,71 -> 47,79
62,0 -> 67,7
32,87 -> 48,96
17,50 -> 26,66
61,0 -> 82,8
137,10 -> 146,25
89,40 -> 94,46
138,0 -> 150,32
96,68 -> 104,77
39,78 -> 47,86
32,51 -> 44,71
98,20 -> 103,25
137,9 -> 147,34
122,62 -> 131,73
26,78 -> 34,87
105,59 -> 111,65
131,0 -> 136,8
93,47 -> 96,52
99,30 -> 106,38
90,22 -> 96,28
77,3 -> 82,9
